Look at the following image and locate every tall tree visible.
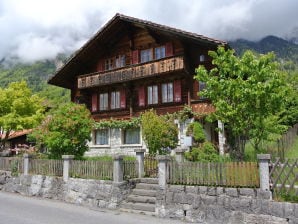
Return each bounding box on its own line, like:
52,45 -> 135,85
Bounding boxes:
0,81 -> 44,150
30,102 -> 93,159
195,47 -> 290,159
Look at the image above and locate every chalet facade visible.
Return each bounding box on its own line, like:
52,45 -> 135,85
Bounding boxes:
48,14 -> 227,155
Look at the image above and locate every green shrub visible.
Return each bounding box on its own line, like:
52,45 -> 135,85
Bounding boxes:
186,121 -> 206,144
185,142 -> 220,162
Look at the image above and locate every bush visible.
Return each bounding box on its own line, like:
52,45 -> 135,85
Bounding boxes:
186,121 -> 206,144
185,142 -> 220,162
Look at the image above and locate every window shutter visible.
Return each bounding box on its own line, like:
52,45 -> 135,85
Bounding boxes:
120,89 -> 126,109
165,42 -> 173,57
174,80 -> 182,102
91,93 -> 98,112
97,59 -> 104,72
138,86 -> 145,106
131,50 -> 139,64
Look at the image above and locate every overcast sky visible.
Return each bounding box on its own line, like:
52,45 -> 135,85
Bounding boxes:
0,0 -> 297,63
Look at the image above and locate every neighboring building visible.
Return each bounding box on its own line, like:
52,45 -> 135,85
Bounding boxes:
48,14 -> 227,155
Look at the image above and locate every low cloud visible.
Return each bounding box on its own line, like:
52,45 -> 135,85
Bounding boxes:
0,0 -> 297,63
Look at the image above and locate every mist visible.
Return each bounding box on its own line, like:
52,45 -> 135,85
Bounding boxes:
0,0 -> 297,63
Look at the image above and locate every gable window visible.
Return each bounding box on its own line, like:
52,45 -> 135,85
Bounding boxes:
140,49 -> 153,63
105,58 -> 114,70
94,129 -> 109,145
162,82 -> 173,103
155,46 -> 166,60
147,85 -> 158,105
123,128 -> 140,144
111,91 -> 120,109
99,93 -> 108,111
115,55 -> 125,68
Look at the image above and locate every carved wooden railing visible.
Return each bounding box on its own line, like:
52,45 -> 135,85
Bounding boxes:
77,56 -> 184,89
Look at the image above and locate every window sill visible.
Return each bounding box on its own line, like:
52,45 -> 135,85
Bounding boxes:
120,144 -> 142,148
89,145 -> 111,148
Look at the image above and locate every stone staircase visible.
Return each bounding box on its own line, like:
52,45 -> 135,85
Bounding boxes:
120,178 -> 158,215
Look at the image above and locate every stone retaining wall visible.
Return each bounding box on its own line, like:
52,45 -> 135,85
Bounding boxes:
156,185 -> 298,223
0,171 -> 136,209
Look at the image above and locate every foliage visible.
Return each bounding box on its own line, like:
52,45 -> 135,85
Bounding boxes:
0,81 -> 45,149
185,142 -> 220,162
195,47 -> 290,159
186,121 -> 206,144
141,109 -> 178,155
29,102 -> 93,159
275,190 -> 298,203
94,117 -> 140,129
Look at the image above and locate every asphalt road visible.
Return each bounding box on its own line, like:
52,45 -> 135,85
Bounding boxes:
0,191 -> 185,224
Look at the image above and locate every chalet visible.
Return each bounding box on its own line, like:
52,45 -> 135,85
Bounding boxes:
48,14 -> 227,155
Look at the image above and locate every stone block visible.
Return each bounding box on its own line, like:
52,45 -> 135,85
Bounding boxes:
173,193 -> 185,203
217,195 -> 226,206
192,195 -> 201,209
186,193 -> 195,204
169,185 -> 185,193
269,201 -> 285,218
256,189 -> 272,199
251,199 -> 262,214
225,188 -> 238,197
260,199 -> 270,214
165,192 -> 173,204
207,187 -> 217,196
284,202 -> 294,218
216,187 -> 224,195
185,186 -> 198,194
198,186 -> 208,194
289,217 -> 298,224
239,188 -> 255,198
201,195 -> 216,206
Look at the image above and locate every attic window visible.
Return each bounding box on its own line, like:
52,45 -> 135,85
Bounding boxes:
115,55 -> 126,68
105,58 -> 114,70
199,55 -> 205,62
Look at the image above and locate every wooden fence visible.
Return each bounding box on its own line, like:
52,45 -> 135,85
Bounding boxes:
29,159 -> 63,176
268,124 -> 298,160
0,157 -> 23,174
144,154 -> 158,177
167,161 -> 260,187
123,160 -> 138,180
70,160 -> 113,180
270,158 -> 298,196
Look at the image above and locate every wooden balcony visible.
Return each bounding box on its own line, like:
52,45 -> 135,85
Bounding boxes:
77,56 -> 184,89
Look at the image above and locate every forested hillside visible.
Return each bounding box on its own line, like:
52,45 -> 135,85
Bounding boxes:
0,55 -> 69,106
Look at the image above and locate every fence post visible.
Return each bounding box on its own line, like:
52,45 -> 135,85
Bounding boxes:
257,154 -> 271,192
113,155 -> 124,183
62,155 -> 74,182
157,155 -> 171,189
23,153 -> 32,175
135,148 -> 145,178
175,146 -> 186,163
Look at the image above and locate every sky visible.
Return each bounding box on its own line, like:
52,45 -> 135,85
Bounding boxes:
0,0 -> 297,63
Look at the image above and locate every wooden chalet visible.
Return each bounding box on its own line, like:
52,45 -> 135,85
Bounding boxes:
48,14 -> 228,155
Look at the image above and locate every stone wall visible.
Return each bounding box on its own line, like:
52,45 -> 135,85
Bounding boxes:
0,171 -> 136,209
156,185 -> 298,224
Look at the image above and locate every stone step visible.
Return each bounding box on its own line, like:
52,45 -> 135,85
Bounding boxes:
139,178 -> 158,184
120,202 -> 155,212
132,189 -> 157,197
118,207 -> 156,217
127,195 -> 156,204
135,183 -> 159,191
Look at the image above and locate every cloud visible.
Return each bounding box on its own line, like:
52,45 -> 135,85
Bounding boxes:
0,0 -> 297,63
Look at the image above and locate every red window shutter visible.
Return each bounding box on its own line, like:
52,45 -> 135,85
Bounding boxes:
131,50 -> 139,64
165,42 -> 173,57
97,59 -> 104,71
91,93 -> 98,112
120,89 -> 126,109
174,80 -> 181,102
138,86 -> 145,106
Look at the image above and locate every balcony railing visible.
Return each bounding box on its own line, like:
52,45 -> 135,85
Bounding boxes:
78,56 -> 184,89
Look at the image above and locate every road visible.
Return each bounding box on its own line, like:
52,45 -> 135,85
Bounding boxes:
0,191 -> 185,224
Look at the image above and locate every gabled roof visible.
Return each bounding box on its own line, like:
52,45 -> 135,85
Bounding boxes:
48,13 -> 227,89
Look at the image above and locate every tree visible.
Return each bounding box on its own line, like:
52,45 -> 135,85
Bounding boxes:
141,109 -> 178,155
195,47 -> 290,159
30,102 -> 93,159
0,81 -> 44,150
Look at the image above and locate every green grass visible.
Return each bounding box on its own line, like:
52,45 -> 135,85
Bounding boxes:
285,136 -> 298,158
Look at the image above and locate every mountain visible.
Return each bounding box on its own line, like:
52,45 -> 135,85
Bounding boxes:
229,35 -> 298,62
0,55 -> 70,105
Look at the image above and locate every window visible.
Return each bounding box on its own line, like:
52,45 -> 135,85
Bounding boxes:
111,91 -> 120,109
162,82 -> 173,103
94,129 -> 109,145
123,128 -> 140,144
99,93 -> 108,110
147,85 -> 158,105
199,81 -> 207,99
140,49 -> 153,63
105,58 -> 114,70
115,55 -> 125,68
199,54 -> 205,62
155,46 -> 166,60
